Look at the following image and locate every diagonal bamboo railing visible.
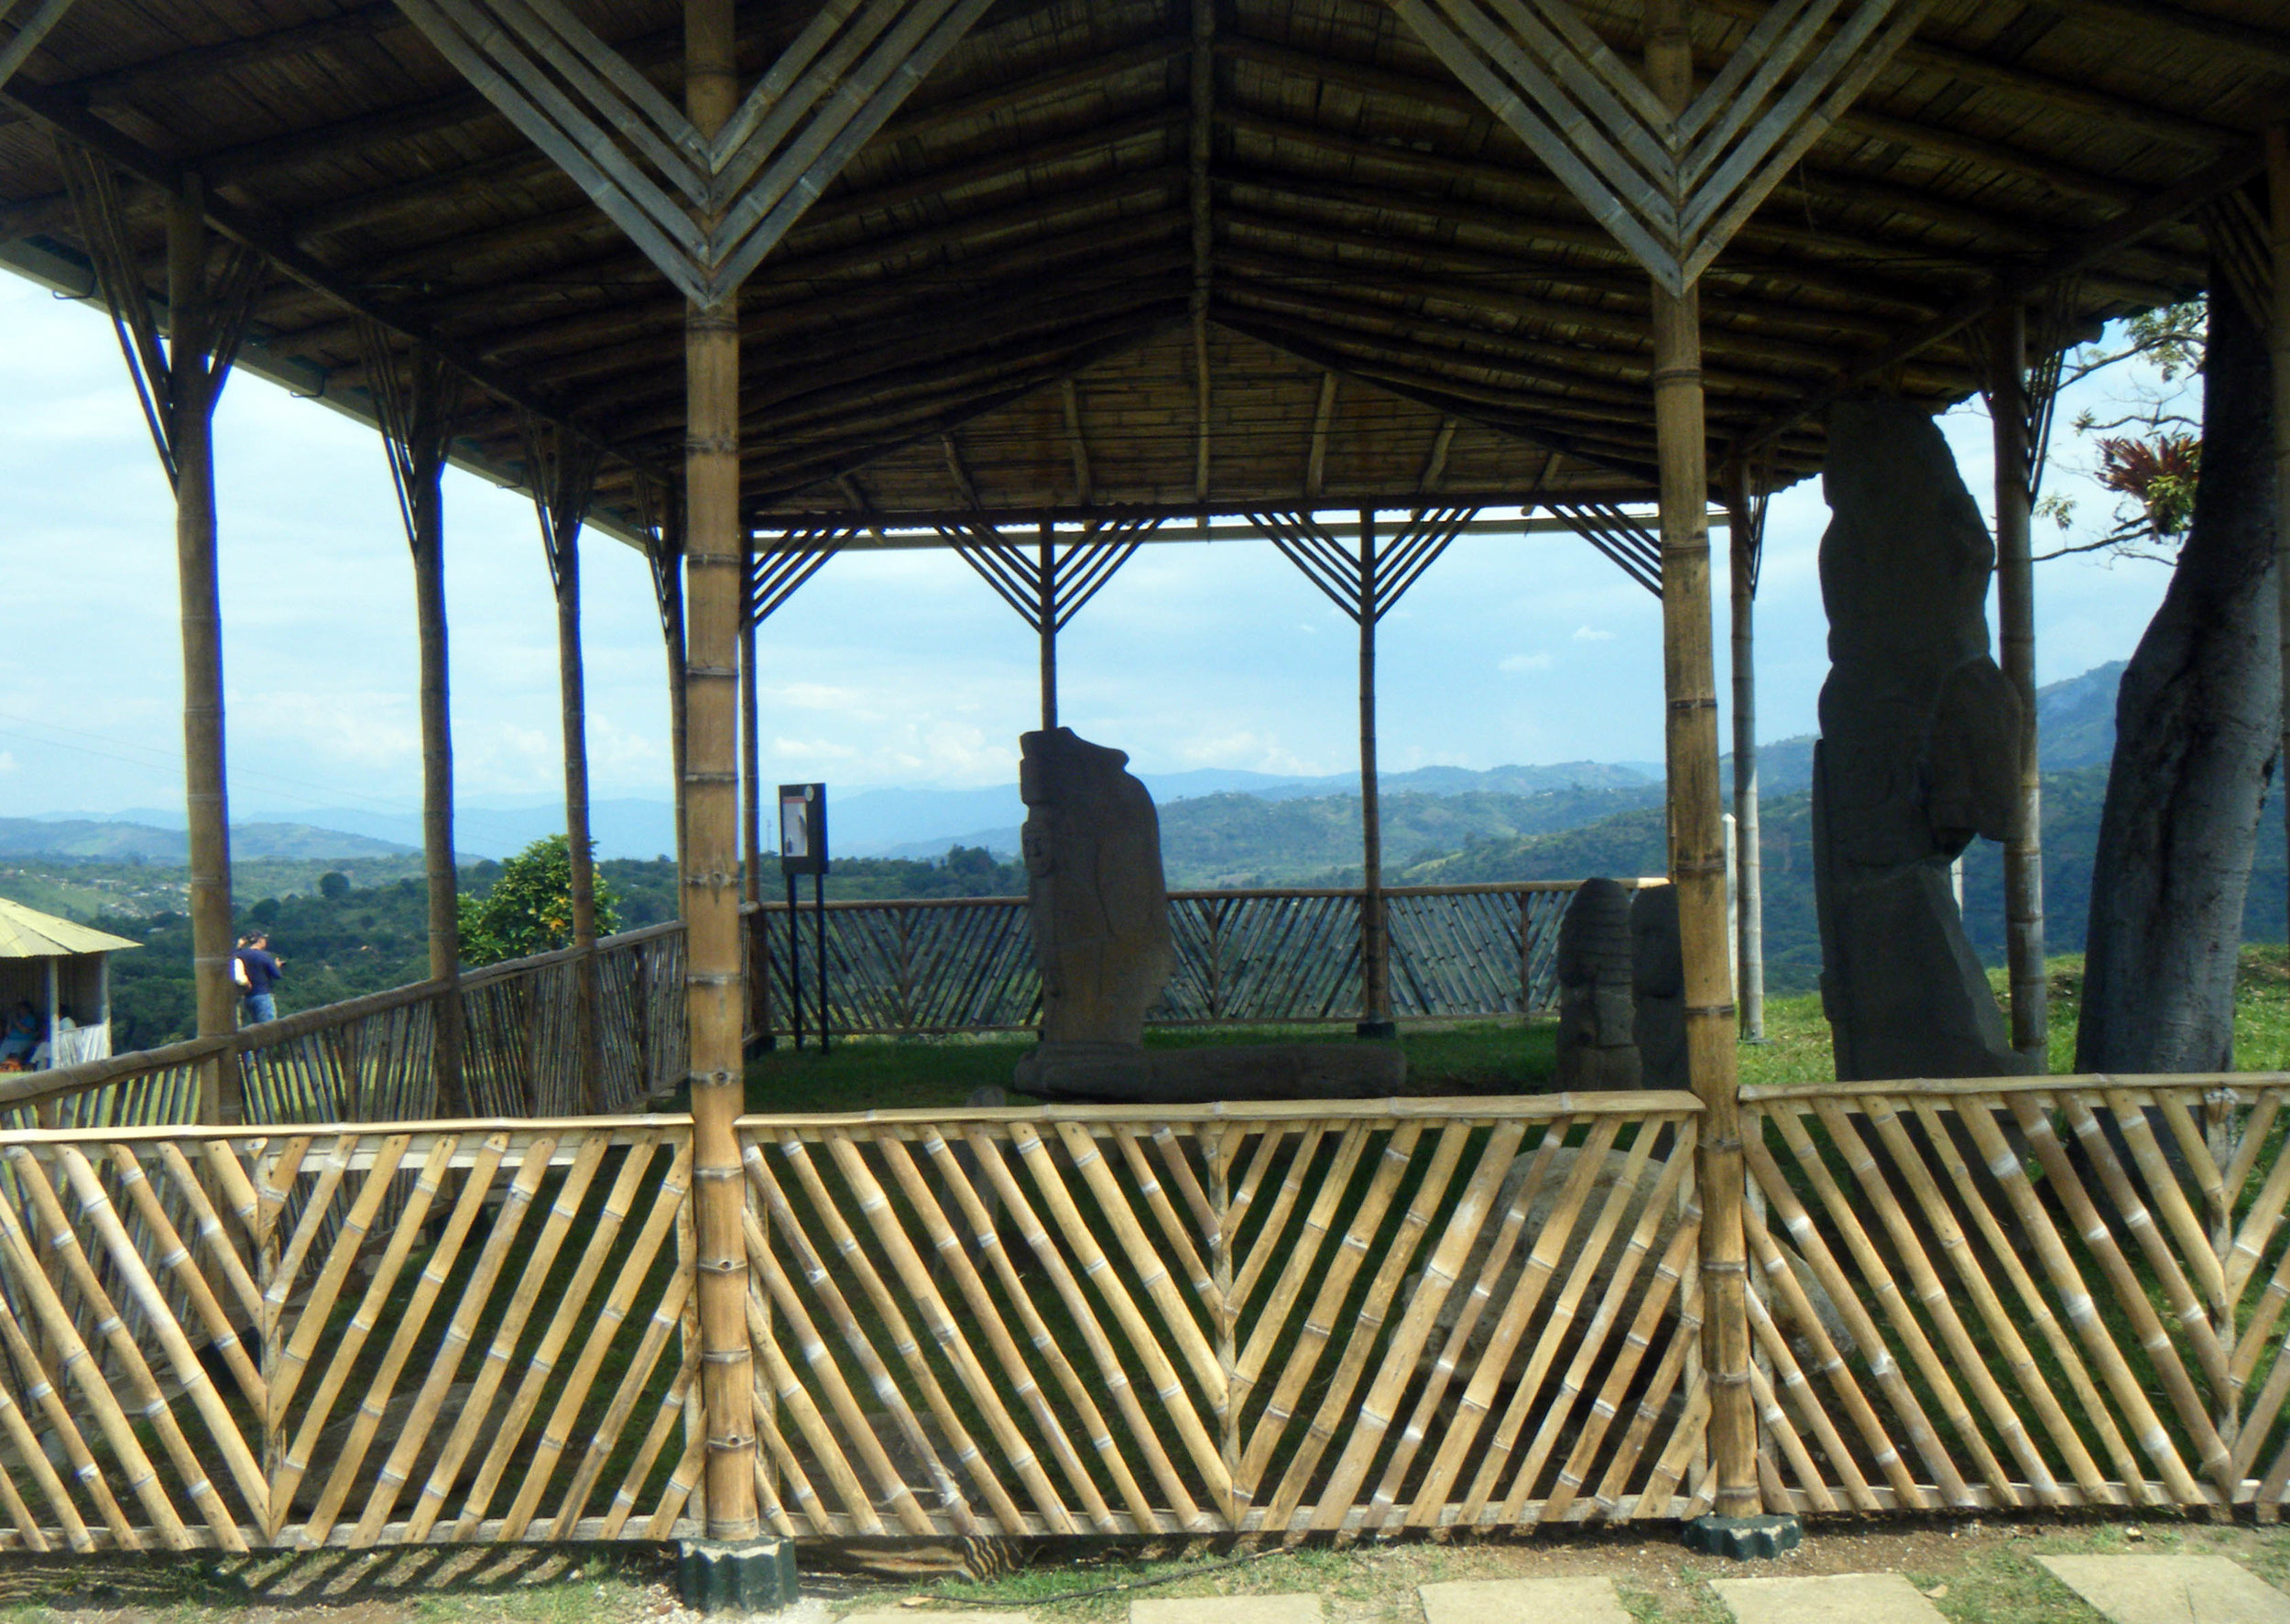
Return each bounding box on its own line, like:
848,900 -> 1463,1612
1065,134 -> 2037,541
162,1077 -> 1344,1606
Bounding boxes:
0,1076 -> 2286,1549
747,880 -> 1647,1039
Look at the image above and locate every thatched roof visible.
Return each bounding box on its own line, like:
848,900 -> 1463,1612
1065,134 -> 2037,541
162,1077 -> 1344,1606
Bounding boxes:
0,898 -> 139,959
0,0 -> 2274,534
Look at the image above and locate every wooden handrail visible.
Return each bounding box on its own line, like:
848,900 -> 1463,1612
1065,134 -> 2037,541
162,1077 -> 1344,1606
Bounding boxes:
742,877 -> 1667,911
6,918 -> 691,1110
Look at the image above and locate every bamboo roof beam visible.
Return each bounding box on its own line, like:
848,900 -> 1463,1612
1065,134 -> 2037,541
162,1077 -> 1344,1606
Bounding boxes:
507,244 -> 1192,399
1419,418 -> 1456,495
1737,136 -> 2269,455
572,289 -> 1188,445
741,320 -> 1188,504
336,106 -> 1185,295
1220,31 -> 2211,212
2042,0 -> 2290,72
1217,99 -> 2203,292
1306,371 -> 1337,498
1060,378 -> 1093,507
279,170 -> 1185,353
0,80 -> 648,478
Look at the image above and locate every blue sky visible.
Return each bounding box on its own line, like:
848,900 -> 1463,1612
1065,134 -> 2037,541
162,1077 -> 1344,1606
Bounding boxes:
0,273 -> 2179,823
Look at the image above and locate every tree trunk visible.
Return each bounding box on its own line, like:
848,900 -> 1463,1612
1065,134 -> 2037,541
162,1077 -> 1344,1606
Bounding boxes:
2077,282 -> 2278,1073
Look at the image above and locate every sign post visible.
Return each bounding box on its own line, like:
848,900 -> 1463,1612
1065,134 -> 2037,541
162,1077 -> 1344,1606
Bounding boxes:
779,783 -> 829,1050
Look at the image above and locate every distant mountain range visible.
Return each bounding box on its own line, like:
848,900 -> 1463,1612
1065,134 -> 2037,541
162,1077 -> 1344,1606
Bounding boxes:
5,661 -> 2130,880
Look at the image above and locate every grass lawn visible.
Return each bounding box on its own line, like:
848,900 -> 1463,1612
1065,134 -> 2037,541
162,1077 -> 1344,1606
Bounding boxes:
741,945 -> 2290,1113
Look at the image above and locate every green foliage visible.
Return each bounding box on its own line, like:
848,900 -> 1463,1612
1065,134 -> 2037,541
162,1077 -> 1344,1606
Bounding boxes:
318,870 -> 351,899
456,834 -> 623,967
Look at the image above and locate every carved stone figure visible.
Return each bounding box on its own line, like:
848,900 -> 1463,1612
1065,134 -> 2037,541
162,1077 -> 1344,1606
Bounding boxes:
1009,727 -> 1405,1103
1012,727 -> 1174,1097
1814,397 -> 2028,1081
1554,877 -> 1640,1090
1630,884 -> 1688,1093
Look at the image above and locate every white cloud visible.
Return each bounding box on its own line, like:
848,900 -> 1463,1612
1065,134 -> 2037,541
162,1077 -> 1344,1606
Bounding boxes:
1499,651 -> 1554,673
1572,626 -> 1616,642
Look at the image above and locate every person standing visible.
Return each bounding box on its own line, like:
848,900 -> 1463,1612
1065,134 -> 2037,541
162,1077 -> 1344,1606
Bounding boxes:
234,932 -> 284,1025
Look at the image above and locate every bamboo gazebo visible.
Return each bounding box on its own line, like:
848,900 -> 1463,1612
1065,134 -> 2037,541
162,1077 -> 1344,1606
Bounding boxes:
0,0 -> 2282,1558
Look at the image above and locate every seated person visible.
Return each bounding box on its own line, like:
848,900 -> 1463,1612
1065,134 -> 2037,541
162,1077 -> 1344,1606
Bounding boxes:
0,1002 -> 37,1064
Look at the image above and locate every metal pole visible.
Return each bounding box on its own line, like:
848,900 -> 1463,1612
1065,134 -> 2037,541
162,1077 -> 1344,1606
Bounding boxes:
168,187 -> 241,1124
1725,466 -> 1764,1041
1647,0 -> 1754,1520
786,870 -> 803,1052
814,870 -> 829,1052
1358,507 -> 1394,1038
684,0 -> 756,1542
1990,301 -> 2048,1069
1039,519 -> 1057,732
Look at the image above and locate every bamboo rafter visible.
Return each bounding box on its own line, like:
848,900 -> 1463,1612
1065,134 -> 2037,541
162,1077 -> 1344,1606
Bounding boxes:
520,409 -> 603,597
56,141 -> 266,487
1251,507 -> 1479,623
937,515 -> 1165,634
1387,0 -> 1936,292
746,527 -> 847,629
1543,500 -> 1663,595
358,318 -> 463,554
390,0 -> 996,306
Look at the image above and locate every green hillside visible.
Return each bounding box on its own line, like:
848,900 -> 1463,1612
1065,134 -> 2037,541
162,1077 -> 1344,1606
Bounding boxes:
1389,763 -> 2290,994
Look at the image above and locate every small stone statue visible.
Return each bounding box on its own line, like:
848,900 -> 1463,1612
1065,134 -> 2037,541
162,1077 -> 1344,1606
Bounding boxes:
1814,396 -> 2028,1081
1013,727 -> 1174,1096
1630,883 -> 1688,1093
1554,877 -> 1641,1090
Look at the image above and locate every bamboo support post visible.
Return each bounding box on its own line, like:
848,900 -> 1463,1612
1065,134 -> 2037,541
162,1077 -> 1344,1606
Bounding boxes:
389,350 -> 469,1117
1725,464 -> 1764,1041
685,0 -> 758,1542
1358,507 -> 1393,1037
2272,125 -> 2289,934
1038,519 -> 1057,732
167,188 -> 242,1125
551,507 -> 602,1111
1647,0 -> 1755,1518
1990,300 -> 2048,1068
740,571 -> 762,908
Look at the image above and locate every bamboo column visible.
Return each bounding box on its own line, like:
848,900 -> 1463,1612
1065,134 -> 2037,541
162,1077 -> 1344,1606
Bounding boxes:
1358,507 -> 1393,1038
550,507 -> 601,1110
1646,0 -> 1754,1518
684,0 -> 757,1543
1990,301 -> 2048,1069
740,581 -> 762,908
1725,465 -> 1763,1042
1038,520 -> 1058,732
2271,126 -> 2288,946
406,366 -> 467,1117
166,189 -> 241,1125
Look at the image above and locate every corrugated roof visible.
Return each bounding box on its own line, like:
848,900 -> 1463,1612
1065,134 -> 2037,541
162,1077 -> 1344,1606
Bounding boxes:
0,897 -> 141,959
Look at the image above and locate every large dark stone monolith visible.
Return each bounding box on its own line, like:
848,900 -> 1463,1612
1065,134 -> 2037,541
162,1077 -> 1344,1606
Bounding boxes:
1554,877 -> 1641,1090
1814,398 -> 2028,1081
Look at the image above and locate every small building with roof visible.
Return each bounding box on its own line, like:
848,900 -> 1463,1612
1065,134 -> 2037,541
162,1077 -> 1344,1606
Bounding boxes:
0,898 -> 137,1072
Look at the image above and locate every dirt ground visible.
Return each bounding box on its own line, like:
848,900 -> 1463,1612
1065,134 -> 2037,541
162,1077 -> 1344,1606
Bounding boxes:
3,1516 -> 2289,1624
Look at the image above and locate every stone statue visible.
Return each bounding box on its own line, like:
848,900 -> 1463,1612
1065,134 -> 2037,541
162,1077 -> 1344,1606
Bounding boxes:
1010,727 -> 1405,1103
1630,884 -> 1688,1093
1814,397 -> 2028,1081
1554,878 -> 1640,1090
1012,728 -> 1173,1096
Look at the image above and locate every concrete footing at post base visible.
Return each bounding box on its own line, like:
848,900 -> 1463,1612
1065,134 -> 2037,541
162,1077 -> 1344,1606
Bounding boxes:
1683,1513 -> 1804,1560
678,1537 -> 801,1614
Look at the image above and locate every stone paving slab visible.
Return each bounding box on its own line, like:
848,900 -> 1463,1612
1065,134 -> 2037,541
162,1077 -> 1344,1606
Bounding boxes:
1711,1572 -> 1948,1624
1133,1595 -> 1322,1624
1419,1576 -> 1636,1624
2038,1555 -> 2290,1624
846,1616 -> 1032,1624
